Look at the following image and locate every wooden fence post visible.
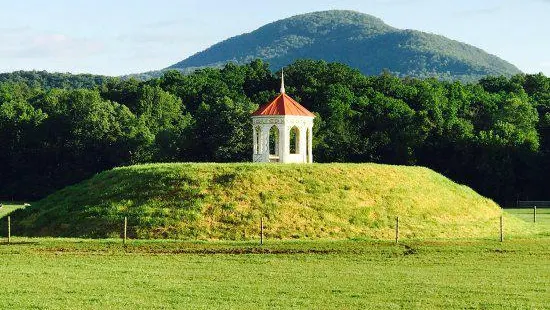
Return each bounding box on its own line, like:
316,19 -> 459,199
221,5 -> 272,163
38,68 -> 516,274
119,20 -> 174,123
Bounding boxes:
500,215 -> 504,242
7,216 -> 11,244
260,217 -> 264,245
123,217 -> 127,245
534,206 -> 537,223
395,216 -> 399,244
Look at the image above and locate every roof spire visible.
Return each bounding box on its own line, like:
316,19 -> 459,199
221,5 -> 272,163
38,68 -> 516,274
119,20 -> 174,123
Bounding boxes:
280,68 -> 286,94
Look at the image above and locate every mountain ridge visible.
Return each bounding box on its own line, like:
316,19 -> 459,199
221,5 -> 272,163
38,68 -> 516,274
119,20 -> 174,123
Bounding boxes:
166,10 -> 521,82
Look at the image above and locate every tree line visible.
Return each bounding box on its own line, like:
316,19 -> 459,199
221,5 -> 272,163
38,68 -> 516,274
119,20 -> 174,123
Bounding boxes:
0,59 -> 548,205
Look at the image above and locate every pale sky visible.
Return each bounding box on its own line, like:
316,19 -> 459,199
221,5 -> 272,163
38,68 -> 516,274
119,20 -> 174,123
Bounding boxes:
0,0 -> 549,76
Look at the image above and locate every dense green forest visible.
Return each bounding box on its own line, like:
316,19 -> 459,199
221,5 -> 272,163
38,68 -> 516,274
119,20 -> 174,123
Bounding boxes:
167,10 -> 521,82
0,70 -> 114,89
0,59 -> 548,205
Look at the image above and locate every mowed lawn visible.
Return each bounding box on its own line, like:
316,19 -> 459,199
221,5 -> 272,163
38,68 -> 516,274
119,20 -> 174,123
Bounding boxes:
506,208 -> 550,229
0,202 -> 26,218
0,238 -> 549,309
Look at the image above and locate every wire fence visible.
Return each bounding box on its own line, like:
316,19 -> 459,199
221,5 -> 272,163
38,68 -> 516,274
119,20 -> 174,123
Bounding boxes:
2,208 -> 548,246
505,207 -> 550,225
1,200 -> 549,244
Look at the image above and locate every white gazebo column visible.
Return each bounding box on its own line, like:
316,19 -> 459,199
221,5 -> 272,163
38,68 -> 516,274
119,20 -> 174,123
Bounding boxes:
279,124 -> 288,163
299,126 -> 307,163
252,126 -> 257,156
273,127 -> 279,158
308,126 -> 313,163
262,125 -> 270,162
258,126 -> 263,154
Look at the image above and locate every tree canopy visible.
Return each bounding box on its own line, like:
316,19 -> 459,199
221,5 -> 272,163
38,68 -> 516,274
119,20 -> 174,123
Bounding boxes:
0,59 -> 548,205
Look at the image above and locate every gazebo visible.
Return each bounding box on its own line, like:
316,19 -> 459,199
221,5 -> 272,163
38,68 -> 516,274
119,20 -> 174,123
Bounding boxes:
251,71 -> 315,163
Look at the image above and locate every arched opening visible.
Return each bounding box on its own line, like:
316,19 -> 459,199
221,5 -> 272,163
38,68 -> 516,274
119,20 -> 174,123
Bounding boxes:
289,126 -> 300,154
306,127 -> 311,163
254,126 -> 261,154
269,126 -> 279,161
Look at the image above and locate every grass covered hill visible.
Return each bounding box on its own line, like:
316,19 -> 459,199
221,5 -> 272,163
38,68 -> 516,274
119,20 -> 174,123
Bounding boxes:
13,163 -> 531,239
168,10 -> 521,82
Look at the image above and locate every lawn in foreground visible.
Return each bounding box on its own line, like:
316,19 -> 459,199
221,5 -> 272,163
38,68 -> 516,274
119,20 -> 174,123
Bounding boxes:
0,238 -> 549,309
506,208 -> 550,230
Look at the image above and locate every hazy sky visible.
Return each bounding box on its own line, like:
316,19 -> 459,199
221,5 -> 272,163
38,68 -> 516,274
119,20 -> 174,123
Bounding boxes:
0,0 -> 549,76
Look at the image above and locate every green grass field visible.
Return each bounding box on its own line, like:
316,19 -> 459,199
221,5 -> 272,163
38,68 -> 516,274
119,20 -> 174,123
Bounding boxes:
506,208 -> 550,227
0,238 -> 549,309
2,168 -> 549,309
0,202 -> 26,218
505,206 -> 550,254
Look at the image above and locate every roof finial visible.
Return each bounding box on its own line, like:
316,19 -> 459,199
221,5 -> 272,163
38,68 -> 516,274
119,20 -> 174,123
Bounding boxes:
280,68 -> 286,94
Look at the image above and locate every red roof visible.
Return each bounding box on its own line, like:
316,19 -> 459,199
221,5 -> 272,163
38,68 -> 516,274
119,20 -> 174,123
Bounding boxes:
252,93 -> 315,117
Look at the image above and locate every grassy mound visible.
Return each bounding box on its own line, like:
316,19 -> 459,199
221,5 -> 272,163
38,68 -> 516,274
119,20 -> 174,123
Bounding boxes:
12,163 -> 532,239
0,202 -> 25,218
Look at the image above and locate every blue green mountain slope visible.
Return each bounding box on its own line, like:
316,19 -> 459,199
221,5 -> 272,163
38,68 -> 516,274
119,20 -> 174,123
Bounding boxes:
167,10 -> 521,82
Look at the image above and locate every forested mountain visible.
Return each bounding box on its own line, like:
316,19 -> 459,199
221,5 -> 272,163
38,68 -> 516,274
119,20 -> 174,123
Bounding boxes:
1,60 -> 549,205
167,10 -> 521,82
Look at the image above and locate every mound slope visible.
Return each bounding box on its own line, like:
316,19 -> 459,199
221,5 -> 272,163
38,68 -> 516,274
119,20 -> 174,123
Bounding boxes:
13,163 -> 530,239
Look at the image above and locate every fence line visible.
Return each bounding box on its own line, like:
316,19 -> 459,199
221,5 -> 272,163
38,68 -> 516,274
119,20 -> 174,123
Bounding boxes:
2,212 -> 544,244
